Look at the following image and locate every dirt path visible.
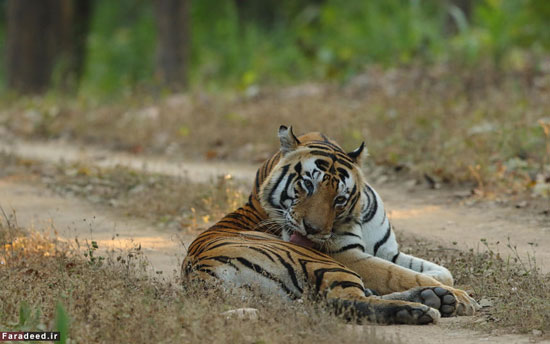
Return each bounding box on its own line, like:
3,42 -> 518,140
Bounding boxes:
1,139 -> 549,344
2,139 -> 549,272
0,179 -> 190,277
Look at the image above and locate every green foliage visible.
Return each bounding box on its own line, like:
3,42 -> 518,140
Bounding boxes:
0,0 -> 6,92
55,301 -> 70,344
4,0 -> 549,95
80,0 -> 156,97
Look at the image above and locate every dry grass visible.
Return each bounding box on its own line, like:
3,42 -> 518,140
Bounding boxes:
0,214 -> 394,344
0,152 -> 247,231
1,153 -> 549,337
399,233 -> 550,335
1,65 -> 550,198
43,162 -> 247,231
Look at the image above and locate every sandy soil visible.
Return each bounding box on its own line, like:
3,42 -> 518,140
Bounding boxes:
1,139 -> 549,343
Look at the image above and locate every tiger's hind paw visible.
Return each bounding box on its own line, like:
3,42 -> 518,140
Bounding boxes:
382,286 -> 477,317
393,304 -> 441,325
330,298 -> 441,325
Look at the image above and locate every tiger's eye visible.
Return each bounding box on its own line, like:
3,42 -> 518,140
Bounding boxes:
303,179 -> 314,192
335,196 -> 347,205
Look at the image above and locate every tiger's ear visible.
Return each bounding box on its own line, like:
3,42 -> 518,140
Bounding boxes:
347,142 -> 366,163
278,125 -> 300,155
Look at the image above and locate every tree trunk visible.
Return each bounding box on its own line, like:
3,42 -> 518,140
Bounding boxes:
6,0 -> 93,94
56,0 -> 93,89
7,0 -> 58,93
154,0 -> 190,91
445,0 -> 473,35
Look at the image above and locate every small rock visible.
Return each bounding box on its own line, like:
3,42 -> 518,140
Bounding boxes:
515,201 -> 528,208
221,308 -> 259,321
532,329 -> 542,337
453,190 -> 472,198
405,179 -> 417,189
375,175 -> 389,185
479,298 -> 493,308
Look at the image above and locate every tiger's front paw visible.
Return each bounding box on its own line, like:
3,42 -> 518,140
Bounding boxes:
423,270 -> 454,286
418,286 -> 479,316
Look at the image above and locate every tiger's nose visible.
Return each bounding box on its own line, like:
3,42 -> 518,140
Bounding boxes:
303,220 -> 321,235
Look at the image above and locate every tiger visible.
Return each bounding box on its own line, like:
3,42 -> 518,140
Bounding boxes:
182,126 -> 479,324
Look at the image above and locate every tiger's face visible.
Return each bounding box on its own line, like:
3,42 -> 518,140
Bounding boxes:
259,126 -> 365,248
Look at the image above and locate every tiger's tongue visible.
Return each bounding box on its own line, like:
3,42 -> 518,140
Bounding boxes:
289,232 -> 314,248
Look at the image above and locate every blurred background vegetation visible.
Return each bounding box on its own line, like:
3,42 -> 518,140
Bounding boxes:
1,0 -> 550,96
1,0 -> 549,198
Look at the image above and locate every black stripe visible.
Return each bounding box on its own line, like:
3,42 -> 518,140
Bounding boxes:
294,162 -> 302,174
308,140 -> 346,154
246,195 -> 259,211
248,247 -> 276,263
241,207 -> 263,222
216,219 -> 247,228
391,252 -> 400,263
280,172 -> 296,203
236,257 -> 297,297
204,241 -> 235,251
347,193 -> 360,214
362,186 -> 378,223
309,150 -> 337,161
307,144 -> 344,153
226,212 -> 255,225
270,251 -> 304,294
332,243 -> 366,254
285,251 -> 296,264
254,169 -> 260,191
192,264 -> 218,278
373,223 -> 392,256
262,159 -> 269,180
211,256 -> 240,270
337,167 -> 349,179
298,259 -> 310,280
315,159 -> 330,171
339,232 -> 362,239
328,281 -> 365,291
420,261 -> 424,272
314,268 -> 361,293
268,164 -> 290,208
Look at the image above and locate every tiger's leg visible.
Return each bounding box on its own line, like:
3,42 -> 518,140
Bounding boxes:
331,250 -> 480,316
182,233 -> 441,325
361,185 -> 454,285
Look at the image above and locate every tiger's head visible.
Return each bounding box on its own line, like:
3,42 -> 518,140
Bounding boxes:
259,126 -> 366,249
